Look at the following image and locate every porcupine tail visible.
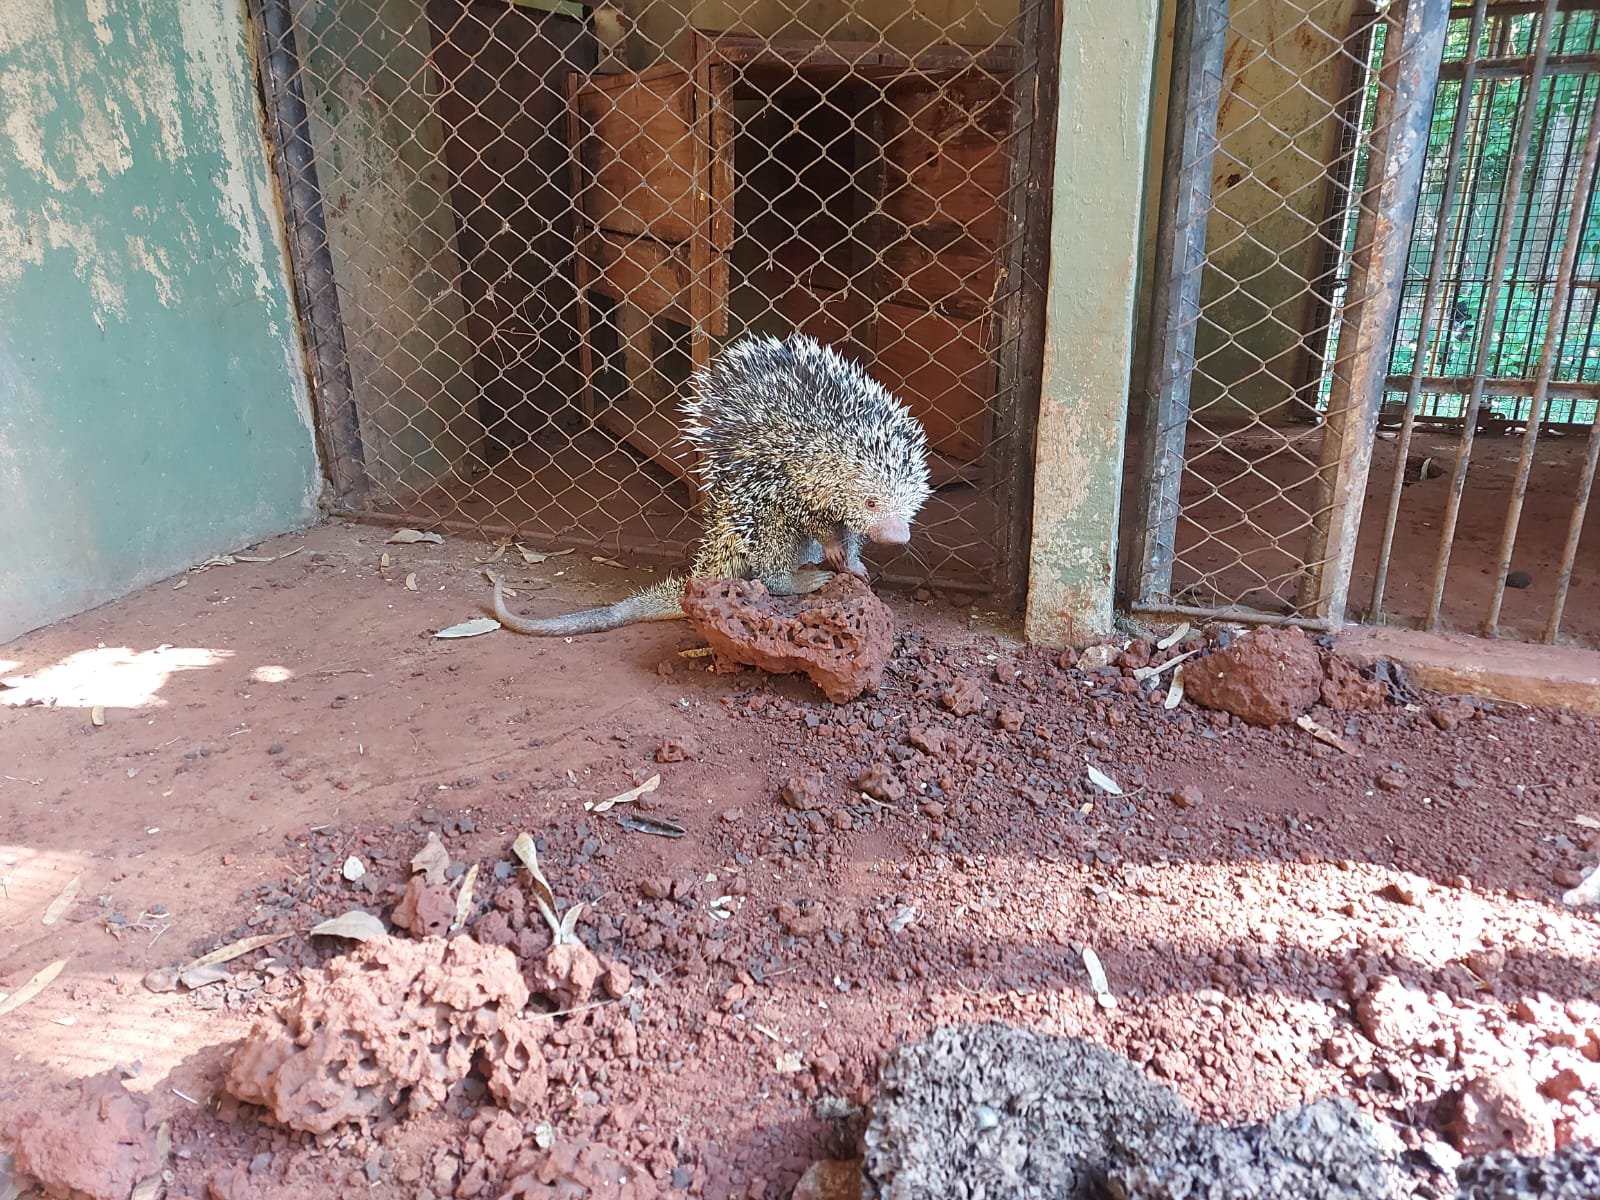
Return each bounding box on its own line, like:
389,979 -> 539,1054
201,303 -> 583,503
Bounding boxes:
490,574 -> 687,636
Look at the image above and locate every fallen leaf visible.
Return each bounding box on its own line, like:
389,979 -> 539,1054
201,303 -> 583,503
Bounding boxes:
547,547 -> 575,557
342,856 -> 365,882
616,812 -> 686,838
380,552 -> 391,569
0,958 -> 67,1016
1082,946 -> 1116,1009
1133,646 -> 1201,682
231,554 -> 275,563
1573,814 -> 1600,831
436,617 -> 500,639
1163,665 -> 1185,710
591,556 -> 627,568
452,864 -> 479,932
388,529 -> 443,545
516,544 -> 547,564
178,962 -> 233,990
1294,713 -> 1359,755
591,773 -> 661,814
172,578 -> 188,590
183,933 -> 289,971
477,540 -> 509,564
91,706 -> 105,727
775,1050 -> 804,1074
411,834 -> 450,885
1156,623 -> 1192,651
511,832 -> 559,918
556,901 -> 583,946
1085,764 -> 1123,796
405,573 -> 418,592
310,911 -> 388,941
41,874 -> 81,926
678,647 -> 714,659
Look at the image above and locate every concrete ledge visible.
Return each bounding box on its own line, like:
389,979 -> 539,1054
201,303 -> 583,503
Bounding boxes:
1338,626 -> 1600,717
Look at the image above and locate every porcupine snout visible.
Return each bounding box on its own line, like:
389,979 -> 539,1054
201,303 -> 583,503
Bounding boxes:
867,514 -> 911,545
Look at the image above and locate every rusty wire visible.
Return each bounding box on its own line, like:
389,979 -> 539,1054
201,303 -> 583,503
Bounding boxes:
250,0 -> 1055,602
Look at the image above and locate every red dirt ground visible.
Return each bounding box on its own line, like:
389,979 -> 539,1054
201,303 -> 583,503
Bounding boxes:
2,519 -> 1599,1199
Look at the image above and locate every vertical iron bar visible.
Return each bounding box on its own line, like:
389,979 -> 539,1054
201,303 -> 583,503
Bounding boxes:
1547,401 -> 1600,642
1425,0 -> 1558,629
254,0 -> 367,501
1132,0 -> 1230,605
1371,0 -> 1487,619
1488,96 -> 1600,632
1300,0 -> 1450,625
992,0 -> 1059,610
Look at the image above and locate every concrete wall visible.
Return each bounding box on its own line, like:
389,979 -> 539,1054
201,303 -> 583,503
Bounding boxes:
0,0 -> 322,643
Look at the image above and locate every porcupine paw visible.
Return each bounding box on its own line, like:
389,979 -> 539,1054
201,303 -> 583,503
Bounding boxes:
772,565 -> 835,596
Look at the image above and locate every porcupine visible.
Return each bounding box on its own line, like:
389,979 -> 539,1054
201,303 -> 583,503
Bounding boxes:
489,333 -> 932,636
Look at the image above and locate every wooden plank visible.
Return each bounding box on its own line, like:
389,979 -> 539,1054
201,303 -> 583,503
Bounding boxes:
679,29 -> 1022,77
873,303 -> 993,463
585,231 -> 694,325
881,73 -> 1011,248
574,69 -> 700,242
877,231 -> 998,317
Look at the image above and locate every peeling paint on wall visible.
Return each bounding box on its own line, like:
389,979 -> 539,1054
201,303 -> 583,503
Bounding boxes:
0,0 -> 322,642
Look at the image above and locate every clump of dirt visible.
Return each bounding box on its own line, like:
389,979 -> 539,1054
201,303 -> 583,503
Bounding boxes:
861,1023 -> 1398,1200
500,1139 -> 661,1199
1184,627 -> 1327,725
1456,1143 -> 1600,1199
6,1070 -> 164,1200
680,575 -> 893,703
224,935 -> 550,1133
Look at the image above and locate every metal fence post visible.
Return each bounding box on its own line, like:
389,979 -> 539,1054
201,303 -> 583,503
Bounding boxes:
1131,0 -> 1230,608
1299,0 -> 1449,625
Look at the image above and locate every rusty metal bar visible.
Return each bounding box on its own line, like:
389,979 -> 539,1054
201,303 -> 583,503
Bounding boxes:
1129,599 -> 1333,632
1547,406 -> 1600,641
1382,374 -> 1600,400
1370,0 -> 1488,621
1131,0 -> 1230,606
1425,0 -> 1559,630
1494,96 -> 1600,636
253,0 -> 367,501
1299,0 -> 1450,625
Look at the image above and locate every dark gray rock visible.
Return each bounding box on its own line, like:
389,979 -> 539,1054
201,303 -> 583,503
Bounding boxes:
1454,1143 -> 1600,1199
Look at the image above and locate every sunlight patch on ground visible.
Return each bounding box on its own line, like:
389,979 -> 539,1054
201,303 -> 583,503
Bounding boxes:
250,665 -> 294,684
0,659 -> 21,676
0,646 -> 231,710
0,843 -> 95,928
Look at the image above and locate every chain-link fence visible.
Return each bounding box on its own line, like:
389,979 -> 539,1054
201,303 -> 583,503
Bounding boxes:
250,0 -> 1056,600
1129,0 -> 1600,648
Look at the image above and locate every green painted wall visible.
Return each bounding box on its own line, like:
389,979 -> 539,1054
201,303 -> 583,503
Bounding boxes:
0,0 -> 321,643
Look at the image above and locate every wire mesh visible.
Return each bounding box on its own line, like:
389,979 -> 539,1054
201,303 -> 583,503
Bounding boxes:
250,0 -> 1054,599
1132,0 -> 1434,626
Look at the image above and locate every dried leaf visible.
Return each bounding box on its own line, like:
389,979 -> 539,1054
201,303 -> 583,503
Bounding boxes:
510,832 -> 558,917
436,617 -> 500,639
452,864 -> 479,932
547,547 -> 575,557
616,812 -> 686,838
1156,623 -> 1192,651
515,544 -> 547,564
0,958 -> 67,1016
404,573 -> 418,592
172,577 -> 188,590
232,554 -> 275,563
310,911 -> 388,941
678,647 -> 714,659
177,962 -> 232,990
775,1050 -> 804,1074
41,874 -> 81,925
380,552 -> 391,569
1572,814 -> 1600,831
477,540 -> 509,564
591,556 -> 626,568
91,706 -> 105,727
1082,946 -> 1116,1009
183,932 -> 289,971
388,529 -> 443,545
1163,665 -> 1185,710
1294,714 -> 1359,755
1133,646 -> 1201,682
1085,764 -> 1123,796
557,901 -> 584,945
591,773 -> 660,814
411,834 -> 450,885
130,1175 -> 161,1200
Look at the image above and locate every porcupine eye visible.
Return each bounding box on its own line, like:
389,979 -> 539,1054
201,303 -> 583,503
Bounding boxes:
864,497 -> 880,511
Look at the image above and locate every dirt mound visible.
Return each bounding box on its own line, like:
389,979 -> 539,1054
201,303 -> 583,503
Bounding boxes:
862,1023 -> 1398,1199
6,1070 -> 164,1200
224,935 -> 550,1133
680,574 -> 894,703
1183,627 -> 1325,726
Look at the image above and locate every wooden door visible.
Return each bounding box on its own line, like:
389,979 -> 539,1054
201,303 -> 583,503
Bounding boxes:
566,38 -> 733,484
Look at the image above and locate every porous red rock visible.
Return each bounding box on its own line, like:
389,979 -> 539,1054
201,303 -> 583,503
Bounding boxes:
393,875 -> 455,938
224,935 -> 549,1133
1447,1067 -> 1556,1157
679,575 -> 893,703
1184,627 -> 1323,726
1320,655 -> 1388,712
8,1071 -> 162,1200
499,1140 -> 659,1199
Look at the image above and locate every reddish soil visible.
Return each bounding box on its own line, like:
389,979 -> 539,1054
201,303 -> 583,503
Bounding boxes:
2,519 -> 1599,1199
